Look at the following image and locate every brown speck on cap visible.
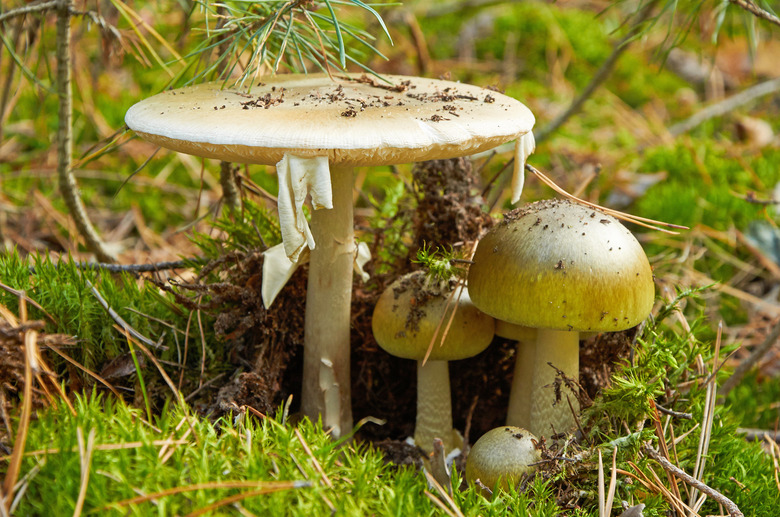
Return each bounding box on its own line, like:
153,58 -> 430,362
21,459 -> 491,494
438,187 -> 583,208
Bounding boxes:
125,73 -> 534,167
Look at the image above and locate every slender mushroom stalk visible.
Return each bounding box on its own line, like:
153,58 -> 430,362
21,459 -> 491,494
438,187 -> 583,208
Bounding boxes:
125,74 -> 534,438
494,322 -> 537,429
415,359 -> 453,451
372,271 -> 495,453
301,164 -> 355,435
469,199 -> 654,438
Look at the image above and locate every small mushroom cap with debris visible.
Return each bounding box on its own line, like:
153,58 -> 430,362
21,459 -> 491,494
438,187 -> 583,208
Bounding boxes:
124,74 -> 534,166
468,199 -> 654,332
465,426 -> 541,491
372,271 -> 495,361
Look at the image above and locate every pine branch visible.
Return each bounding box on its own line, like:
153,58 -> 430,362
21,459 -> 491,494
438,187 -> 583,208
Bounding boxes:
0,0 -> 59,24
55,0 -> 115,262
668,76 -> 780,136
728,0 -> 780,28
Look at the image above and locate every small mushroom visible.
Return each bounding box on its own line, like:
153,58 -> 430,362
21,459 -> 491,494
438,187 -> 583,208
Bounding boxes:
468,199 -> 654,438
465,426 -> 541,492
126,74 -> 534,437
372,270 -> 495,453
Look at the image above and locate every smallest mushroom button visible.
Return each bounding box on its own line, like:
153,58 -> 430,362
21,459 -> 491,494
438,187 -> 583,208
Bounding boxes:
465,426 -> 541,492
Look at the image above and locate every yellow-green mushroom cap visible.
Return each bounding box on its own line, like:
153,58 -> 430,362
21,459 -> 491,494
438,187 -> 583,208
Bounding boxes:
465,426 -> 541,491
372,271 -> 495,361
468,199 -> 654,332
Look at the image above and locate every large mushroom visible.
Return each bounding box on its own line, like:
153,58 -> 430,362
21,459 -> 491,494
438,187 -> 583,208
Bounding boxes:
125,74 -> 535,437
371,270 -> 495,453
468,199 -> 654,438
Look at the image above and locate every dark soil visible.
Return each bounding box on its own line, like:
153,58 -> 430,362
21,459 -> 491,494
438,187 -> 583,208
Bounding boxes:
186,158 -> 634,451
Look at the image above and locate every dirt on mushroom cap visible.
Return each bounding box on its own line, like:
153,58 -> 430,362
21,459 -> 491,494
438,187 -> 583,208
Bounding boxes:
125,74 -> 534,166
468,199 -> 654,332
372,270 -> 495,361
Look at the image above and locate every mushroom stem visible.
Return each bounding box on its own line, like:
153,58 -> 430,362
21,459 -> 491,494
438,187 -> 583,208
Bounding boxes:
301,164 -> 354,439
506,340 -> 535,429
415,359 -> 454,453
528,328 -> 579,438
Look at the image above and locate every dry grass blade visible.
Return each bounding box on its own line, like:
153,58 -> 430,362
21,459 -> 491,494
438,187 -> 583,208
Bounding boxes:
689,323 -> 722,512
422,239 -> 479,366
598,450 -> 605,517
620,463 -> 695,516
73,427 -> 96,517
118,327 -> 184,407
763,435 -> 780,493
104,480 -> 311,509
1,297 -> 34,513
0,439 -> 191,461
525,164 -> 686,234
183,485 -> 306,517
650,401 -> 682,506
45,343 -> 123,399
424,490 -> 458,517
423,470 -> 464,517
605,447 -> 618,517
422,278 -> 464,366
293,428 -> 333,488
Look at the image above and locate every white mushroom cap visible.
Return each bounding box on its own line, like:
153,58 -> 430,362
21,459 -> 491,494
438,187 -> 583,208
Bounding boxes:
124,74 -> 535,166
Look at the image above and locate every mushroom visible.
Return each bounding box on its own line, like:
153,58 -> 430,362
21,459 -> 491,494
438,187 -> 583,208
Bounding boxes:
125,74 -> 534,437
371,270 -> 495,453
465,426 -> 541,492
468,199 -> 654,438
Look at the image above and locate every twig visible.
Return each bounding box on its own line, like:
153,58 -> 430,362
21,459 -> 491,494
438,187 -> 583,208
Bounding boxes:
184,373 -> 225,402
719,317 -> 780,399
55,0 -> 115,262
727,0 -> 780,28
643,445 -> 744,517
535,0 -> 660,143
738,427 -> 780,442
30,258 -> 204,274
655,404 -> 693,420
669,77 -> 780,136
0,0 -> 60,23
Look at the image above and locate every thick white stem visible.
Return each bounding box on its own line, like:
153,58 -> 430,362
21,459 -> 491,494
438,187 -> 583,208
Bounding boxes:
506,341 -> 535,428
528,329 -> 580,438
414,360 -> 454,454
301,165 -> 354,438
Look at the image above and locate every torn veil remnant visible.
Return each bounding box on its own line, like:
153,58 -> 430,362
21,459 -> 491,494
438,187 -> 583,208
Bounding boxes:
125,73 -> 534,438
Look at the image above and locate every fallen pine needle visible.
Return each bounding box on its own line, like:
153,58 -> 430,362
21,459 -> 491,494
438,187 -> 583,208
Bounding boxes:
294,428 -> 333,488
104,480 -> 312,509
73,427 -> 96,517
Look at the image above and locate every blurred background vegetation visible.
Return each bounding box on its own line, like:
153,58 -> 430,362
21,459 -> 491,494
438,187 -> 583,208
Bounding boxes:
2,0 -> 780,514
